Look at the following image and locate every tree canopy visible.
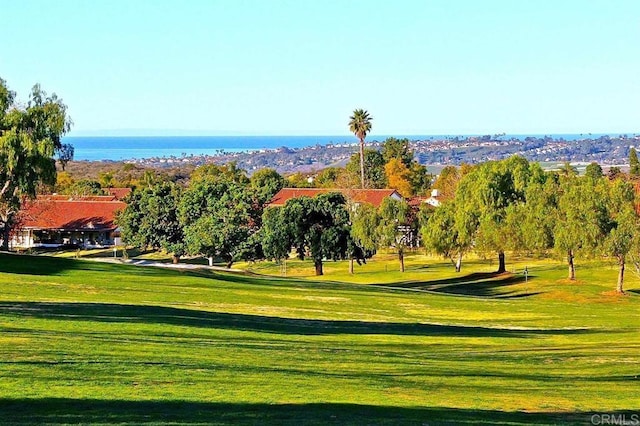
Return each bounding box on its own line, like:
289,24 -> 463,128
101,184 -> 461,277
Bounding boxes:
0,79 -> 72,248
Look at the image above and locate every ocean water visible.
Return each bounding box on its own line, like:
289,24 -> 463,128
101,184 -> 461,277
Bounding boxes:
64,134 -> 622,161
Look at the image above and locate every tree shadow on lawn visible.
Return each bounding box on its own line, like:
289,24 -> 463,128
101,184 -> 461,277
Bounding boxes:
374,272 -> 540,299
0,301 -> 592,338
0,398 -> 628,425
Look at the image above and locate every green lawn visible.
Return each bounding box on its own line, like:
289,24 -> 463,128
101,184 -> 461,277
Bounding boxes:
0,252 -> 638,425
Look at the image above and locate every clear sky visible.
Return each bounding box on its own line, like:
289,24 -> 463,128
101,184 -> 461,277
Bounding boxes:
1,0 -> 639,136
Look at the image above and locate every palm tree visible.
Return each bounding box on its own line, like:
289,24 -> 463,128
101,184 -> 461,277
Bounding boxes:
349,109 -> 373,188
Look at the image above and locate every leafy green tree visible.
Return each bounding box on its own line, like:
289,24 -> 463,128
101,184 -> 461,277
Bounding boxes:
555,177 -> 608,280
505,169 -> 559,256
179,174 -> 259,268
381,137 -> 413,167
315,167 -> 343,188
117,182 -> 185,263
0,80 -> 71,248
260,206 -> 292,263
349,202 -> 379,274
377,197 -> 413,272
408,162 -> 432,196
191,162 -> 249,186
602,179 -> 638,293
346,149 -> 386,189
263,193 -> 352,275
421,201 -> 469,272
250,168 -> 285,205
584,162 -> 604,181
630,147 -> 640,177
64,179 -> 105,196
454,156 -> 534,273
349,109 -> 372,189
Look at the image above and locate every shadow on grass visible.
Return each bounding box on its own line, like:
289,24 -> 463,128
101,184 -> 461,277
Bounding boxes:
374,272 -> 540,299
0,253 -> 196,278
0,301 -> 591,337
0,399 -> 626,425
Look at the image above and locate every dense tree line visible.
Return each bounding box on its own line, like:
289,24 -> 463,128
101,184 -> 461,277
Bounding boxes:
421,156 -> 640,293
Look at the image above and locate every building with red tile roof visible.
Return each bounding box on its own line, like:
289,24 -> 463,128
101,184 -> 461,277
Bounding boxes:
269,188 -> 404,208
11,197 -> 126,249
106,187 -> 132,200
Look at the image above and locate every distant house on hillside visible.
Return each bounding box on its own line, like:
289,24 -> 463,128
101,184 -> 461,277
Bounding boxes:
269,188 -> 403,208
9,195 -> 126,249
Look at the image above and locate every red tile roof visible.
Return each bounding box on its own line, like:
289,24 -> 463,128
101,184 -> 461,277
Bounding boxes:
106,187 -> 132,200
18,198 -> 126,231
269,188 -> 403,208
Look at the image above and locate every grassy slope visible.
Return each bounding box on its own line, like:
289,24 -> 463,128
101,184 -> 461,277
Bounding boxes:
0,253 -> 638,425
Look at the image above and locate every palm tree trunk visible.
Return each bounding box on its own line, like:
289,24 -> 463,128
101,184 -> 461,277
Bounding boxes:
617,255 -> 625,294
359,138 -> 365,189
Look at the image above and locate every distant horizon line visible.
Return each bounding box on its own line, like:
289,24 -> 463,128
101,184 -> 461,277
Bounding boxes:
65,131 -> 640,138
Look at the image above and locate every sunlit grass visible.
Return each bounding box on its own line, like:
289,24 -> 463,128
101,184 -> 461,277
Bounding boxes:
0,252 -> 637,424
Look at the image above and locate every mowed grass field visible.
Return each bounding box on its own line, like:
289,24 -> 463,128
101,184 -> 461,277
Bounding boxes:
0,252 -> 638,425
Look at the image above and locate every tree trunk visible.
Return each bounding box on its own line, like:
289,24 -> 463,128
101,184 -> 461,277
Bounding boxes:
399,249 -> 405,273
208,257 -> 214,267
497,251 -> 506,274
172,255 -> 180,264
567,249 -> 575,280
226,260 -> 233,269
455,253 -> 462,273
617,255 -> 625,294
359,138 -> 366,189
349,258 -> 354,274
2,225 -> 9,251
314,259 -> 324,276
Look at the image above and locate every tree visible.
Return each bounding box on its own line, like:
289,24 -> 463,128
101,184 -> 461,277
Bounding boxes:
179,172 -> 260,268
250,168 -> 285,205
263,193 -> 352,275
602,179 -> 638,293
584,162 -> 603,181
349,109 -> 372,189
349,202 -> 379,274
555,177 -> 608,280
384,158 -> 413,197
117,182 -> 185,263
408,162 -> 432,196
315,167 -> 343,188
377,197 -> 413,272
57,143 -> 74,171
0,80 -> 71,248
421,201 -> 469,272
65,179 -> 105,196
454,156 -> 534,273
433,166 -> 460,201
630,147 -> 640,177
381,137 -> 413,167
345,149 -> 386,189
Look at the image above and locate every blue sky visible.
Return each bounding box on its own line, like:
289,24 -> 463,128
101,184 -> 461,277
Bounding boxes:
1,0 -> 638,136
